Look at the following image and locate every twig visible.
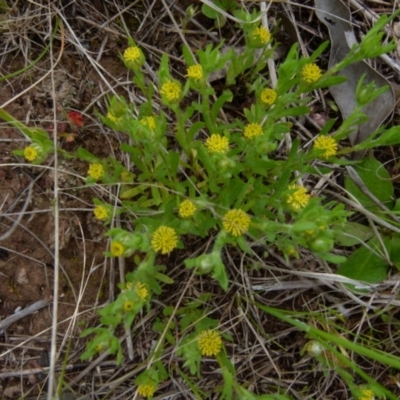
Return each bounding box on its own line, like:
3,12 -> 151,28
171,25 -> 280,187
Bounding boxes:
0,299 -> 49,332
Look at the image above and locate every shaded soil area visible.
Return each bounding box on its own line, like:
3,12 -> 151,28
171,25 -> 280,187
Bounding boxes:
0,41 -> 128,397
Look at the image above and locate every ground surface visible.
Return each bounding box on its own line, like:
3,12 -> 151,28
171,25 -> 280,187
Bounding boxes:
1,1 -> 400,399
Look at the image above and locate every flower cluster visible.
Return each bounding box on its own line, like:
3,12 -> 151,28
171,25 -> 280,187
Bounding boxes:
107,112 -> 121,123
87,163 -> 104,180
136,283 -> 149,301
243,123 -> 263,139
287,184 -> 310,210
110,241 -> 125,257
93,205 -> 109,221
301,63 -> 322,83
141,116 -> 156,130
123,300 -> 134,312
187,64 -> 203,81
357,389 -> 374,400
151,225 -> 178,254
179,199 -> 197,218
205,134 -> 229,154
260,88 -> 277,105
24,146 -> 39,162
198,330 -> 223,357
160,80 -> 181,103
252,26 -> 271,44
123,46 -> 145,69
313,135 -> 338,159
137,383 -> 156,398
222,209 -> 251,236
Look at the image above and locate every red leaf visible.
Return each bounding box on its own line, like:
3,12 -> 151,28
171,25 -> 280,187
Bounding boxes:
68,111 -> 84,127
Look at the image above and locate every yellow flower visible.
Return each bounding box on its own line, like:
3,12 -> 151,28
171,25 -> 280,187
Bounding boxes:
198,330 -> 222,357
205,134 -> 229,154
287,184 -> 310,210
179,199 -> 197,218
88,163 -> 104,180
301,63 -> 322,83
160,80 -> 181,102
24,146 -> 38,162
222,209 -> 251,237
358,389 -> 374,400
260,88 -> 277,105
187,64 -> 203,80
151,225 -> 178,254
141,116 -> 156,130
136,283 -> 149,301
93,205 -> 108,221
286,245 -> 298,258
124,46 -> 142,63
252,26 -> 271,44
107,112 -> 121,122
313,135 -> 338,159
243,123 -> 263,139
123,300 -> 134,312
111,241 -> 124,257
138,383 -> 156,398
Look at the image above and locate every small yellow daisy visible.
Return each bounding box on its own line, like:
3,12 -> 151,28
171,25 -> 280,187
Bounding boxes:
287,184 -> 310,210
110,241 -> 125,257
198,330 -> 223,357
151,225 -> 178,254
123,300 -> 134,312
107,112 -> 121,122
160,80 -> 181,102
93,205 -> 108,221
123,46 -> 141,62
137,383 -> 156,398
301,63 -> 322,83
358,389 -> 374,400
187,64 -> 203,80
141,116 -> 156,130
87,163 -> 104,180
205,134 -> 229,154
243,123 -> 263,139
260,88 -> 277,105
24,146 -> 38,162
136,283 -> 149,301
313,135 -> 338,159
252,26 -> 271,44
179,199 -> 197,218
222,209 -> 251,237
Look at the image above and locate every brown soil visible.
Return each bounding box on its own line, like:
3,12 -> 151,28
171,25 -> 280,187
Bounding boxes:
0,34 -> 130,397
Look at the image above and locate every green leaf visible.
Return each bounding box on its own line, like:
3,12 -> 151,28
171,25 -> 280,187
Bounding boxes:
211,90 -> 233,124
318,252 -> 347,264
76,147 -> 100,163
355,125 -> 400,150
337,238 -> 389,283
278,106 -> 309,118
388,236 -> 400,270
335,222 -> 373,247
154,272 -> 174,284
187,121 -> 206,142
212,260 -> 229,290
201,2 -> 221,19
100,315 -> 122,326
344,158 -> 394,212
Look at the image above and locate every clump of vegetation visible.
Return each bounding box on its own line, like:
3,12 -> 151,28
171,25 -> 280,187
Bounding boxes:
10,4 -> 400,399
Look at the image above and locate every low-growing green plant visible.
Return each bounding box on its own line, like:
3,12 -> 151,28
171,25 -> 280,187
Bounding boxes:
9,7 -> 400,399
